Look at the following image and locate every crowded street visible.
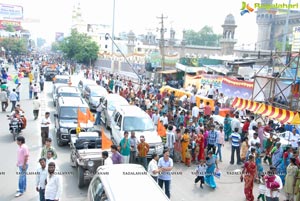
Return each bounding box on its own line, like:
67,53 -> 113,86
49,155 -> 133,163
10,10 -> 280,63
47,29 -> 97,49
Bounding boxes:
0,66 -> 287,201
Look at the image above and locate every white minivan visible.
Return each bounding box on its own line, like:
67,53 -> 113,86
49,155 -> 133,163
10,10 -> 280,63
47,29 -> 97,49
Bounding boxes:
87,164 -> 170,201
110,105 -> 164,157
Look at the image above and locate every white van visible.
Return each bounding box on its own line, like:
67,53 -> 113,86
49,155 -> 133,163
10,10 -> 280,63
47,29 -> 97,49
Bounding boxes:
101,94 -> 129,129
111,105 -> 164,157
87,164 -> 170,201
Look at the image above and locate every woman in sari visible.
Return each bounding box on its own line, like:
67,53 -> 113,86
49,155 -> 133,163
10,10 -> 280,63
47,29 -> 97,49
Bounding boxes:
284,157 -> 298,201
240,137 -> 249,163
294,168 -> 300,201
203,127 -> 209,149
196,131 -> 205,161
224,114 -> 232,141
241,154 -> 256,201
278,145 -> 293,185
181,129 -> 190,163
205,151 -> 218,189
174,128 -> 182,163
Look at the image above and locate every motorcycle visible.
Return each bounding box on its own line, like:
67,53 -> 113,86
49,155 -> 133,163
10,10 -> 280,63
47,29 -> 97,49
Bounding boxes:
9,118 -> 22,141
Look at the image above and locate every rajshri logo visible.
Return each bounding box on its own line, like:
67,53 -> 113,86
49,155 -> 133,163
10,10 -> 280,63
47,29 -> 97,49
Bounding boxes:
240,1 -> 299,16
240,2 -> 254,15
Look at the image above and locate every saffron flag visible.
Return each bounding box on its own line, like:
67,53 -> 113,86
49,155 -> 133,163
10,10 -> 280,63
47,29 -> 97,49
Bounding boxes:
101,127 -> 113,149
77,108 -> 88,126
157,119 -> 166,137
86,108 -> 95,122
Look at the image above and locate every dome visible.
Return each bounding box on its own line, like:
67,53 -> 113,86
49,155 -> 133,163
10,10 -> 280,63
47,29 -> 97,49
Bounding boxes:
127,30 -> 135,38
224,14 -> 235,25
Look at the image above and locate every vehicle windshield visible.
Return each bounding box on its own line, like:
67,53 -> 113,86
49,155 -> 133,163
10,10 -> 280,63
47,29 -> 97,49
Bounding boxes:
107,99 -> 128,111
123,116 -> 154,131
59,107 -> 86,119
75,137 -> 101,149
55,78 -> 69,84
91,90 -> 106,97
58,92 -> 80,97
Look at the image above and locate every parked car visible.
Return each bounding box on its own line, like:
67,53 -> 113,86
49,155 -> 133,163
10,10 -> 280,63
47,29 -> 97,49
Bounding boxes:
101,94 -> 129,129
70,131 -> 107,188
111,105 -> 164,157
87,164 -> 170,201
54,97 -> 94,146
78,79 -> 98,95
84,85 -> 108,110
53,86 -> 81,107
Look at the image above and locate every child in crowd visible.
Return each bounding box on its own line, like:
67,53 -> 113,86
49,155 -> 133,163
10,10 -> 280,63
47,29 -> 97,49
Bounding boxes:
194,160 -> 207,189
257,175 -> 266,201
185,145 -> 192,167
264,170 -> 280,198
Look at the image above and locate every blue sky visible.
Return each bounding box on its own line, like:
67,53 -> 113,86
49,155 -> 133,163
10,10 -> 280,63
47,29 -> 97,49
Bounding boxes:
3,0 -> 299,49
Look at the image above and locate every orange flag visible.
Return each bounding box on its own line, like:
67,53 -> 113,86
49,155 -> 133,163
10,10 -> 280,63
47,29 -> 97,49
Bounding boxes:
86,108 -> 95,122
78,108 -> 88,126
157,120 -> 166,137
101,127 -> 113,149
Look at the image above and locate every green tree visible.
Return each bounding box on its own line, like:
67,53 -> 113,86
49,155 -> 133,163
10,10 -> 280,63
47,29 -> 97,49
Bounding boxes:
0,37 -> 27,56
184,26 -> 221,46
58,29 -> 99,65
5,24 -> 15,32
275,40 -> 291,51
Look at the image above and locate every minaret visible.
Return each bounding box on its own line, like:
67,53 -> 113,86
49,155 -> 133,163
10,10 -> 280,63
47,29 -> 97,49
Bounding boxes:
220,14 -> 237,55
256,0 -> 274,50
71,1 -> 86,33
127,30 -> 136,54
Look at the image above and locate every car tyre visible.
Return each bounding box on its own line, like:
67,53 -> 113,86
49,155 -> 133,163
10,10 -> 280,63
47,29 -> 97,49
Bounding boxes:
56,132 -> 63,147
78,166 -> 85,188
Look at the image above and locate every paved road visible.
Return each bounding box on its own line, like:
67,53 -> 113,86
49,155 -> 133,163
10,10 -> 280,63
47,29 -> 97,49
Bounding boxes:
0,71 -> 286,201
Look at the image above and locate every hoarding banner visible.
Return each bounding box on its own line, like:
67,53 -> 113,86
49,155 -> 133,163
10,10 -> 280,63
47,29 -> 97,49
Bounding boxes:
0,4 -> 23,20
292,26 -> 300,52
0,20 -> 21,30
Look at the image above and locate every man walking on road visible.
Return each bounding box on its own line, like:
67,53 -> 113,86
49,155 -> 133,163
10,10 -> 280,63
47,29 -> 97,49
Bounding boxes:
158,149 -> 173,199
0,88 -> 8,112
119,131 -> 131,163
137,135 -> 150,169
41,138 -> 57,160
45,162 -> 62,201
9,88 -> 18,112
94,98 -> 103,126
41,112 -> 51,145
33,96 -> 41,120
229,127 -> 242,165
36,158 -> 47,201
15,136 -> 29,197
129,131 -> 138,164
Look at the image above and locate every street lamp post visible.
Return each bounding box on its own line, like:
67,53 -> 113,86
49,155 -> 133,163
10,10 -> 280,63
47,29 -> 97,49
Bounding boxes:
112,0 -> 116,54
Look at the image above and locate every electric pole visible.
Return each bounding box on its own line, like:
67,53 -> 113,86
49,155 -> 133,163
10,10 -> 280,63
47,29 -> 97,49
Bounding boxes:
157,14 -> 167,72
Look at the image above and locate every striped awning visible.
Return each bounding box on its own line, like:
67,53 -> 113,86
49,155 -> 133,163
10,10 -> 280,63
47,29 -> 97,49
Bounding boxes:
255,104 -> 295,124
232,97 -> 261,112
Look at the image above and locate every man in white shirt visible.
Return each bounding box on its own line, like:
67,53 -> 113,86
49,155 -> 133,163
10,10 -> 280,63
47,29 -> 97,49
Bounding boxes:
46,150 -> 55,167
33,96 -> 41,120
148,153 -> 160,182
231,115 -> 241,133
9,88 -> 18,112
45,162 -> 62,201
102,151 -> 113,165
160,113 -> 168,125
206,84 -> 214,99
248,132 -> 261,147
289,128 -> 300,149
249,116 -> 257,132
166,125 -> 176,158
191,105 -> 199,120
265,166 -> 283,201
36,158 -> 48,201
152,110 -> 160,126
41,112 -> 51,145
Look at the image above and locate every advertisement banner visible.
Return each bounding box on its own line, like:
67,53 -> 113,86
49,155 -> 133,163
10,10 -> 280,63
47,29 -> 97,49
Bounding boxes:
0,20 -> 21,30
0,4 -> 23,20
185,74 -> 254,99
221,77 -> 253,99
